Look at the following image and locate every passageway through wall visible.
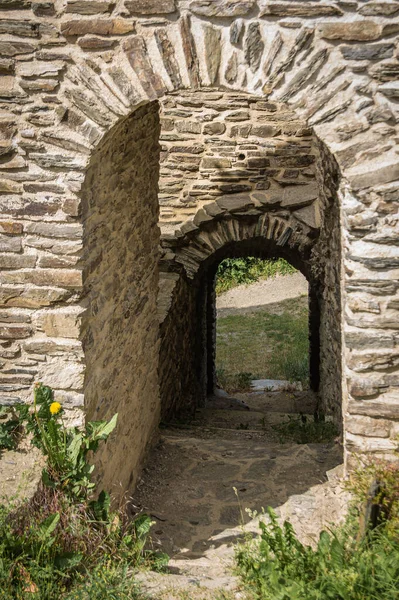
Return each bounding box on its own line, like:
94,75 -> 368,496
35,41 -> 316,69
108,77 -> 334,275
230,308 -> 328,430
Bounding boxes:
78,90 -> 343,495
214,256 -> 310,397
202,245 -> 314,403
158,97 -> 343,439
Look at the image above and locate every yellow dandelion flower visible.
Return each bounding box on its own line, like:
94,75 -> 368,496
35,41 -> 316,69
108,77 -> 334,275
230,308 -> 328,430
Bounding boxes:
50,401 -> 62,415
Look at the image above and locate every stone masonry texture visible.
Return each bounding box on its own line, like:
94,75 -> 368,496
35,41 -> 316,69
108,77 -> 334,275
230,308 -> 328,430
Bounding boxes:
0,0 -> 398,495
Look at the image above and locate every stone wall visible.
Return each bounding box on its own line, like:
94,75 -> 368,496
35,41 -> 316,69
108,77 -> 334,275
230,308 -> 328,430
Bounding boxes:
0,0 -> 398,491
310,138 -> 343,423
158,92 -> 315,233
81,103 -> 161,493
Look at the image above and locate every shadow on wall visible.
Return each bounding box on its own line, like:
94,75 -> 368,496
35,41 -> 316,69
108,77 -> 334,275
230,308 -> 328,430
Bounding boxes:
80,102 -> 162,497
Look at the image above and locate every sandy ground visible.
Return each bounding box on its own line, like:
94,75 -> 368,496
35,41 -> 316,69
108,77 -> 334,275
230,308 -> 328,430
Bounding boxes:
216,272 -> 308,317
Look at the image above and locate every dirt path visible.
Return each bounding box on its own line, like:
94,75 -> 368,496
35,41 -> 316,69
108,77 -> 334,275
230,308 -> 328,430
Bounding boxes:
216,272 -> 307,317
133,391 -> 347,599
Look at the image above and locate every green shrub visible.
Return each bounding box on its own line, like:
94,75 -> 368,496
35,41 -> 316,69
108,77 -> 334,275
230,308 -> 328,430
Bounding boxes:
0,384 -> 167,599
216,258 -> 296,295
235,459 -> 399,600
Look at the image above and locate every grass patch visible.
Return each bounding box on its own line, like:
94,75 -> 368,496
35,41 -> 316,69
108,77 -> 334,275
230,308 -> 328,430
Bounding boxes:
216,296 -> 309,392
216,258 -> 296,295
235,457 -> 399,600
272,415 -> 338,444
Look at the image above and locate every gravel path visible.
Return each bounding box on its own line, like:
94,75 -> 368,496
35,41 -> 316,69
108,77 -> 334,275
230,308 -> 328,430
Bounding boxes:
216,272 -> 307,316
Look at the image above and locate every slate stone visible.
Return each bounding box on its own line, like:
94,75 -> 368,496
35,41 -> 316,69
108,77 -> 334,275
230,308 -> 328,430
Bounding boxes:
318,21 -> 382,41
216,193 -> 254,212
341,43 -> 394,61
78,36 -> 117,50
66,0 -> 115,14
124,36 -> 167,98
225,51 -> 238,84
190,0 -> 255,17
0,42 -> 36,56
61,18 -> 135,36
245,22 -> 264,72
125,0 -> 175,13
32,1 -> 56,16
260,3 -> 343,17
369,62 -> 399,82
204,202 -> 225,218
193,209 -> 213,226
0,19 -> 40,38
155,28 -> 183,88
230,20 -> 244,44
251,191 -> 281,207
180,15 -> 200,88
204,25 -> 221,84
219,183 -> 252,194
0,0 -> 31,7
359,2 -> 399,16
294,204 -> 320,229
281,183 -> 318,208
378,81 -> 399,98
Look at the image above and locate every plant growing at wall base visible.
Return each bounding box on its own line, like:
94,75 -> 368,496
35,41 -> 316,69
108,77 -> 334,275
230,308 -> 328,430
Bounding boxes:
16,383 -> 118,500
0,383 -> 167,599
0,406 -> 21,451
235,458 -> 399,600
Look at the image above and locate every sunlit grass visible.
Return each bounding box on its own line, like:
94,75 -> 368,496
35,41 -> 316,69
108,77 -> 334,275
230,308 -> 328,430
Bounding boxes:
216,296 -> 309,392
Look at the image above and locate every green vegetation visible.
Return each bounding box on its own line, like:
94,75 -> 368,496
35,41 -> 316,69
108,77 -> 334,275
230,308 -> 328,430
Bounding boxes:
216,258 -> 296,295
216,296 -> 309,392
0,384 -> 166,599
272,414 -> 338,444
235,458 -> 399,600
0,405 -> 21,451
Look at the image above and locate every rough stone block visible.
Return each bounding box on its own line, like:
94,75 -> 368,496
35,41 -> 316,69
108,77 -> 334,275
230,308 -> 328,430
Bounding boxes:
216,194 -> 253,212
0,180 -> 23,194
0,269 -> 82,289
0,19 -> 40,38
0,325 -> 32,339
0,235 -> 22,253
203,122 -> 226,135
341,43 -> 394,61
66,0 -> 115,14
281,182 -> 318,208
0,42 -> 36,56
201,157 -> 231,169
25,222 -> 82,239
359,2 -> 399,16
190,0 -> 255,16
260,2 -> 343,17
78,36 -> 117,50
0,254 -> 36,269
61,18 -> 135,36
124,0 -> 175,14
41,311 -> 82,338
347,157 -> 399,190
293,203 -> 320,229
318,21 -> 382,41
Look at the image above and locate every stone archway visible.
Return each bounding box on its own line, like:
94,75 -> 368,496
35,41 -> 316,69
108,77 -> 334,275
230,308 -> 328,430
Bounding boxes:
1,2 -> 398,495
158,167 -> 342,429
